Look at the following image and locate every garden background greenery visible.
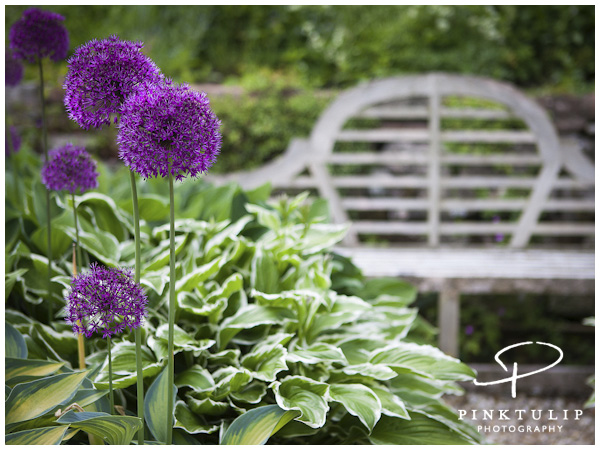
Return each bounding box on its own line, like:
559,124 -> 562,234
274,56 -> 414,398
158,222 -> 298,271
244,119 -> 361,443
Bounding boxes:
4,4 -> 595,445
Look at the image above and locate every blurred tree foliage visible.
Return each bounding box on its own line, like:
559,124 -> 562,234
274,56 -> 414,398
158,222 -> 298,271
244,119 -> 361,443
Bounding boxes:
5,5 -> 595,90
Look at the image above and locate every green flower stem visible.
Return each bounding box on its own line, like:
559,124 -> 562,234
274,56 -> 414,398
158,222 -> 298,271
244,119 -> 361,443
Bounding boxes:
72,244 -> 86,371
5,118 -> 20,206
108,336 -> 115,415
166,170 -> 176,445
129,171 -> 145,445
38,57 -> 52,324
71,193 -> 82,273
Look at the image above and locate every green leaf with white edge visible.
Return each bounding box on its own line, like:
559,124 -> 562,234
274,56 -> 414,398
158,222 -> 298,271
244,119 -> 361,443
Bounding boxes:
5,268 -> 28,300
175,254 -> 227,293
370,386 -> 410,420
155,323 -> 215,353
221,404 -> 300,445
246,203 -> 282,230
328,383 -> 382,432
204,273 -> 244,304
76,192 -> 129,240
389,372 -> 461,407
340,363 -> 398,381
130,194 -> 169,222
369,343 -> 476,381
5,358 -> 64,384
339,338 -> 387,365
287,343 -> 348,365
230,381 -> 267,404
358,277 -> 418,306
5,425 -> 69,445
251,247 -> 280,294
141,268 -> 170,296
204,215 -> 253,257
241,343 -> 288,382
174,400 -> 220,435
144,235 -> 187,271
299,223 -> 348,254
219,305 -> 296,349
5,370 -> 88,424
175,365 -> 214,393
187,396 -> 230,416
5,321 -> 27,359
305,311 -> 360,343
368,412 -> 477,445
271,376 -> 329,428
58,225 -> 120,266
56,410 -> 143,445
145,366 -> 177,443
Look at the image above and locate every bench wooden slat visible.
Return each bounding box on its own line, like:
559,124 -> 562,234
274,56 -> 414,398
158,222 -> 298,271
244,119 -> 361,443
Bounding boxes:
337,129 -> 430,142
358,106 -> 513,120
441,130 -> 537,143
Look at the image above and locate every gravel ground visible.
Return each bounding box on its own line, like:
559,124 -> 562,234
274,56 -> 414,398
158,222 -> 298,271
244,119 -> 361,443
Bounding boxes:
446,392 -> 595,445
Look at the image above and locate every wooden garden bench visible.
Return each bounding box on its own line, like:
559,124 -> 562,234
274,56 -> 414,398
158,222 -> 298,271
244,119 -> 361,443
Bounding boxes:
211,73 -> 595,356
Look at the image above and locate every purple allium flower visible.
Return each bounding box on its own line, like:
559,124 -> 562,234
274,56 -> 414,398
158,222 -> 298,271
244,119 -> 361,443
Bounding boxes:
465,325 -> 474,336
63,35 -> 164,130
40,143 -> 99,194
65,263 -> 148,339
117,82 -> 222,180
9,8 -> 69,63
5,49 -> 24,86
5,126 -> 21,156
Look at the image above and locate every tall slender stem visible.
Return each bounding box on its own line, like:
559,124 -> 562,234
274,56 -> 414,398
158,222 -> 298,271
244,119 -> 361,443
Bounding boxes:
38,58 -> 52,323
71,193 -> 82,272
130,171 -> 145,445
166,171 -> 175,445
72,244 -> 86,370
108,336 -> 114,415
6,120 -> 21,206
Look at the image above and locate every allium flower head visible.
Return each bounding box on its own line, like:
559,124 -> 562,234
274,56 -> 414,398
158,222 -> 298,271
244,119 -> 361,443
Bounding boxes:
63,35 -> 164,130
9,8 -> 69,63
5,126 -> 22,156
66,263 -> 148,339
41,143 -> 99,194
117,82 -> 222,180
5,49 -> 24,86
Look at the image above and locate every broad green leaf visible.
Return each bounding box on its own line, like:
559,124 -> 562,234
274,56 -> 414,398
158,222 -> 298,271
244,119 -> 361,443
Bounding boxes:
175,365 -> 214,393
5,370 -> 88,424
5,269 -> 28,300
212,368 -> 252,400
221,404 -> 300,445
204,215 -> 253,257
299,223 -> 348,254
219,305 -> 296,349
176,254 -> 227,292
340,363 -> 398,381
230,381 -> 267,404
329,383 -> 381,432
241,343 -> 288,382
370,343 -> 476,381
370,386 -> 410,420
5,425 -> 69,445
187,396 -> 229,416
126,194 -> 169,222
76,192 -> 129,240
144,235 -> 187,271
93,342 -> 163,389
369,412 -> 476,445
174,400 -> 220,435
58,225 -> 120,266
251,247 -> 279,294
271,376 -> 329,428
5,358 -> 64,384
339,338 -> 387,365
389,373 -> 461,407
56,410 -> 143,445
306,311 -> 360,342
5,321 -> 27,359
141,268 -> 169,296
246,203 -> 282,230
287,343 -> 347,365
145,366 -> 177,443
358,278 -> 417,305
155,323 -> 215,353
30,225 -> 72,259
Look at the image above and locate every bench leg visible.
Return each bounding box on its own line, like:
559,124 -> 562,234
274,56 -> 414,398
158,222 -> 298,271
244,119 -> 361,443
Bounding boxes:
438,281 -> 460,357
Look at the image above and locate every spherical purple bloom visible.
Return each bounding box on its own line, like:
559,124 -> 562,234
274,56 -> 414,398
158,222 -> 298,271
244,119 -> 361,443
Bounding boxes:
41,143 -> 99,194
9,8 -> 69,63
65,263 -> 148,339
63,35 -> 164,130
5,126 -> 21,156
117,82 -> 222,180
5,49 -> 24,86
465,325 -> 474,336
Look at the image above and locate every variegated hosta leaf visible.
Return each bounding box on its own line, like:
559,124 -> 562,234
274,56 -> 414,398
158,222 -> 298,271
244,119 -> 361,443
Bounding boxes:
338,338 -> 387,365
271,376 -> 329,428
5,370 -> 88,424
175,365 -> 215,393
5,425 -> 69,445
287,343 -> 347,365
144,366 -> 177,444
230,381 -> 267,404
5,358 -> 64,385
221,404 -> 300,445
212,367 -> 252,399
370,386 -> 410,419
369,343 -> 476,381
93,342 -> 163,389
155,323 -> 215,353
389,372 -> 463,407
369,412 -> 477,445
5,321 -> 28,359
56,410 -> 144,445
175,253 -> 228,293
328,383 -> 382,432
241,343 -> 288,381
187,396 -> 230,416
174,401 -> 220,435
339,363 -> 398,380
